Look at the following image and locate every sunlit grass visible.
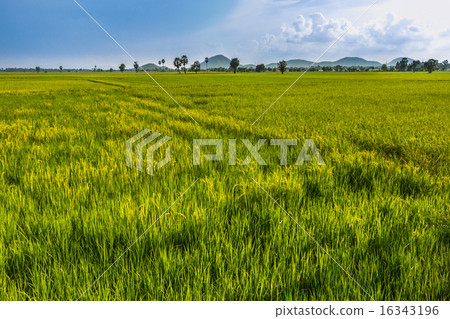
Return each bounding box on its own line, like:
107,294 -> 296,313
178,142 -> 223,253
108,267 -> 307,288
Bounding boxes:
0,72 -> 449,300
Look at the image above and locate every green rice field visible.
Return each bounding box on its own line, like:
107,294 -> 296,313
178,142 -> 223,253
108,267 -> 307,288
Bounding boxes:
0,72 -> 449,300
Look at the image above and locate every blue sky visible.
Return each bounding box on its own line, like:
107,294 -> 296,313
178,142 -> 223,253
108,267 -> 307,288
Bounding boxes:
0,0 -> 449,68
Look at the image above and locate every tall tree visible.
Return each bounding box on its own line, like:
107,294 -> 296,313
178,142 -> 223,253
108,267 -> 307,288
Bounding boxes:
205,57 -> 209,71
174,57 -> 182,73
230,58 -> 240,73
399,58 -> 409,72
381,64 -> 388,72
278,60 -> 287,74
158,60 -> 161,71
35,66 -> 41,73
133,61 -> 139,73
411,60 -> 421,72
424,59 -> 438,73
255,64 -> 266,73
161,59 -> 165,71
191,61 -> 201,74
59,66 -> 63,72
181,55 -> 188,74
119,63 -> 126,73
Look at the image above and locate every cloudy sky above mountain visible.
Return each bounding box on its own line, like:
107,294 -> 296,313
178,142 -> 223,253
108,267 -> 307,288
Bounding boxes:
0,0 -> 448,68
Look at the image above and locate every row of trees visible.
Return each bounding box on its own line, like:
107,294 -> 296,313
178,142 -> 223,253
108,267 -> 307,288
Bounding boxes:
29,57 -> 448,74
172,56 -> 240,74
385,58 -> 447,73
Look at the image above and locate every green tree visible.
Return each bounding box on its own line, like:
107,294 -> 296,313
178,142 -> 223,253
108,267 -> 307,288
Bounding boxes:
161,59 -> 165,71
381,64 -> 388,72
410,60 -> 421,72
35,66 -> 41,73
158,60 -> 161,71
424,59 -> 438,73
441,59 -> 448,71
59,66 -> 63,72
133,61 -> 139,73
119,64 -> 126,72
174,57 -> 182,73
230,58 -> 240,73
399,58 -> 409,72
278,60 -> 287,74
255,64 -> 266,72
205,57 -> 209,71
191,61 -> 201,74
109,68 -> 114,72
181,55 -> 188,74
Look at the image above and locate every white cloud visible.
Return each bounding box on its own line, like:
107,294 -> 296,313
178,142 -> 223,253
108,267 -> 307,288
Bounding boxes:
258,12 -> 432,60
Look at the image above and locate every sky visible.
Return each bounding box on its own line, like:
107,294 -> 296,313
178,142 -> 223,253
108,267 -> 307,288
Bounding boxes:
0,0 -> 449,68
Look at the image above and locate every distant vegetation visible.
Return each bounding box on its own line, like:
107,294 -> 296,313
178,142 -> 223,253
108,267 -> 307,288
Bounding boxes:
0,72 -> 448,300
2,56 -> 448,74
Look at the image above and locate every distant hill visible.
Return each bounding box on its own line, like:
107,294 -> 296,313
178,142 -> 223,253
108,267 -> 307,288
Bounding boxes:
241,64 -> 256,69
265,63 -> 278,68
285,59 -> 313,68
318,57 -> 381,67
141,63 -> 170,71
387,57 -> 415,67
200,55 -> 231,69
265,57 -> 381,68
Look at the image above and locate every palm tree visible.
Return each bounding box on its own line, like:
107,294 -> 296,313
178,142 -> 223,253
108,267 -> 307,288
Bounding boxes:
174,57 -> 182,73
205,57 -> 209,72
158,60 -> 161,71
230,58 -> 240,73
181,55 -> 188,74
162,59 -> 165,71
59,66 -> 63,72
133,61 -> 139,73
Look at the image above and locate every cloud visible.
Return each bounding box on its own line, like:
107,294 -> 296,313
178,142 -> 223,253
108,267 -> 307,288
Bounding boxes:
365,14 -> 427,50
259,12 -> 430,59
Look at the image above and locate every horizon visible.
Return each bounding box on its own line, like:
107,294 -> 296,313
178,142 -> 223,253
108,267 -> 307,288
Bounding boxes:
0,54 -> 438,70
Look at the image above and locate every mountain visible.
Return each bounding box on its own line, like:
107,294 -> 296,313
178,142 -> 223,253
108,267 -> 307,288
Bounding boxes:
265,57 -> 381,68
241,64 -> 256,69
265,59 -> 314,68
319,57 -> 381,67
286,59 -> 314,68
141,63 -> 170,71
200,55 -> 231,69
387,57 -> 415,66
266,63 -> 278,68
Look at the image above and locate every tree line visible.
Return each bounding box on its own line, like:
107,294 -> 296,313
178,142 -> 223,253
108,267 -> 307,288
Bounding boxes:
5,57 -> 447,74
123,57 -> 448,74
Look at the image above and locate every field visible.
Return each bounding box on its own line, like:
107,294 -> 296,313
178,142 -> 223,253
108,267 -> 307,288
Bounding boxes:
0,72 -> 449,301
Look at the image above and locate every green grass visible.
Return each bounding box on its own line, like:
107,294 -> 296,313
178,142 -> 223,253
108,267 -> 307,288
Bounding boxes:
0,72 -> 449,301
